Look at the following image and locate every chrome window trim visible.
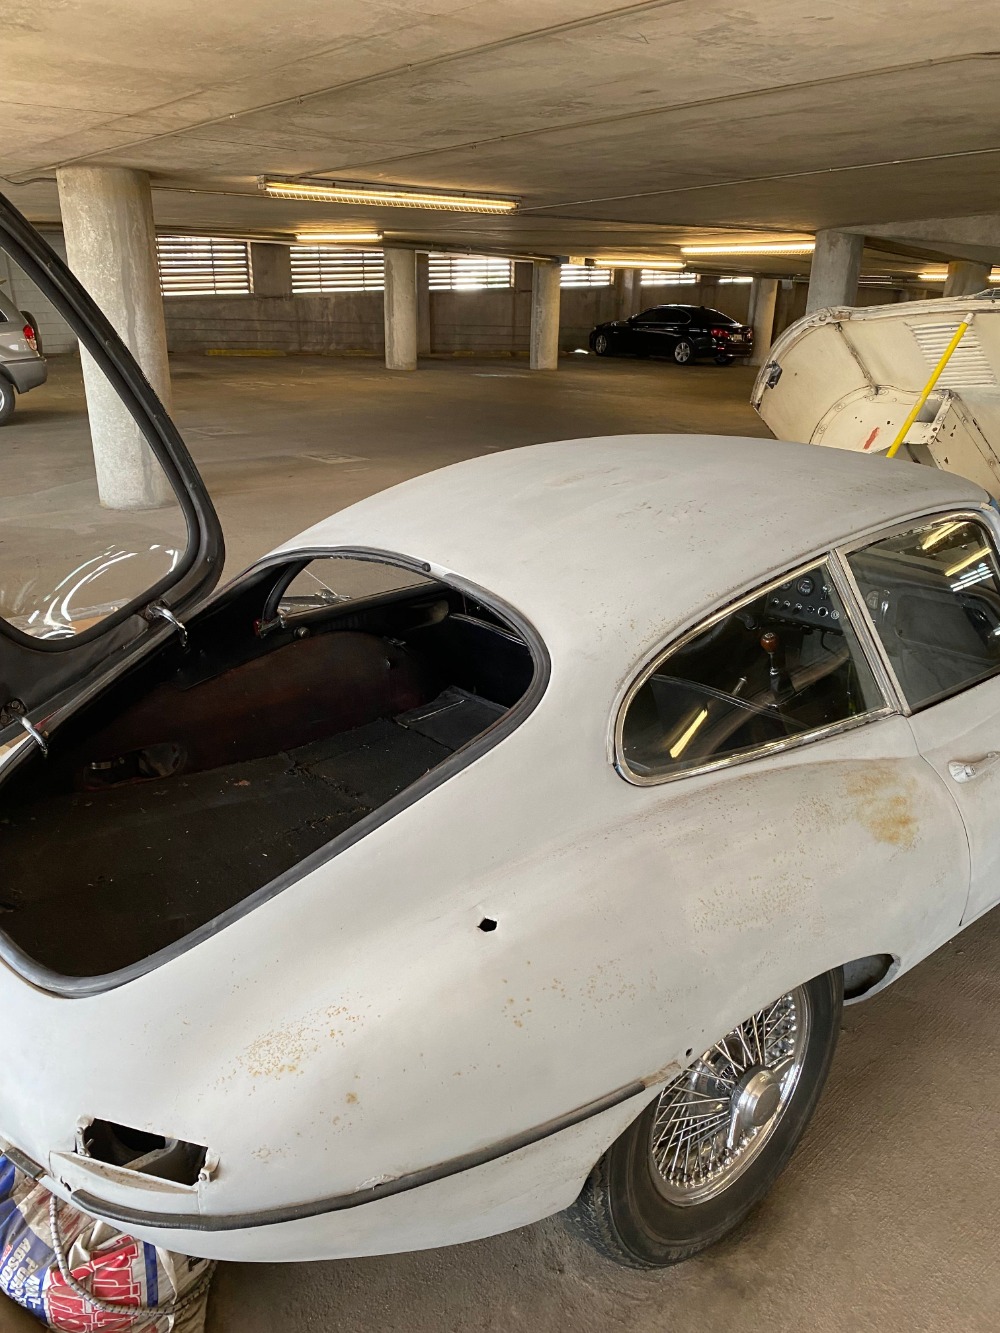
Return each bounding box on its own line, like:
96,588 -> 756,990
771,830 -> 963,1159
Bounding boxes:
836,502 -> 1000,715
614,555 -> 893,787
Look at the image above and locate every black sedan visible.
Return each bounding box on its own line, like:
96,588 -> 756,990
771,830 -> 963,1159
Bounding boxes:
589,304 -> 754,365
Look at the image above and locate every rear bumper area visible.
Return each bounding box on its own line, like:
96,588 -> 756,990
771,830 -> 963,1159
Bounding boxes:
21,1089 -> 653,1262
3,355 -> 47,393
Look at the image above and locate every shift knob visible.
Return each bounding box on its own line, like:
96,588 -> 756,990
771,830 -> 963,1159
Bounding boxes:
760,630 -> 779,654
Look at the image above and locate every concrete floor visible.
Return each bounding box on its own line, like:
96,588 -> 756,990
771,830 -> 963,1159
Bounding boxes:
3,354 -> 999,1331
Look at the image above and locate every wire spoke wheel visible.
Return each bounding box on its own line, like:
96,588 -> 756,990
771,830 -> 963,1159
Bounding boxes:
572,972 -> 841,1268
649,987 -> 810,1204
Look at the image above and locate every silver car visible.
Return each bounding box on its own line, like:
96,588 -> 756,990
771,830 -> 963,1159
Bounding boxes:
0,286 -> 46,424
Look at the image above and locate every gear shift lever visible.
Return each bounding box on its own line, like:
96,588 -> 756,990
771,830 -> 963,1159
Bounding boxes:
760,630 -> 789,699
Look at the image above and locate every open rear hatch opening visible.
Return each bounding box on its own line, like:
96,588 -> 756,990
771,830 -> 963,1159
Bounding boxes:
0,556 -> 542,985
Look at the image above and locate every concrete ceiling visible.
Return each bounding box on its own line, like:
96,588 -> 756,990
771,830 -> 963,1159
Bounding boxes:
4,0 -> 999,271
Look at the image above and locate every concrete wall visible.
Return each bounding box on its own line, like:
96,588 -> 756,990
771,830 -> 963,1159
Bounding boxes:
162,275 -> 759,358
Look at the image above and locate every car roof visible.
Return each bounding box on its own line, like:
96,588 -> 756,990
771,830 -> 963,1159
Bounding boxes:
277,436 -> 986,670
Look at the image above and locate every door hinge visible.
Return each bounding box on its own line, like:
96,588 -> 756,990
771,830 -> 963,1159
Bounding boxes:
143,601 -> 188,648
2,702 -> 49,757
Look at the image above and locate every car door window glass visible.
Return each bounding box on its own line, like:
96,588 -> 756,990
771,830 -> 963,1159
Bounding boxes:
619,560 -> 884,779
847,516 -> 1000,709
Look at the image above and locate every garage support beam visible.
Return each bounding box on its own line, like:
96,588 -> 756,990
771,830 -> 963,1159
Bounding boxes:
383,247 -> 418,370
530,260 -> 561,369
944,259 -> 992,297
416,253 -> 432,357
250,243 -> 292,298
56,165 -> 172,510
613,268 -> 641,320
749,277 -> 779,366
805,229 -> 863,315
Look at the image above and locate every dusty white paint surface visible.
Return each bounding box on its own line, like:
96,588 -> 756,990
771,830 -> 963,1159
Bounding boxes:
2,437 -> 995,1263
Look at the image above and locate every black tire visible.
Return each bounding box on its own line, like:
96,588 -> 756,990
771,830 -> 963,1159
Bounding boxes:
0,377 -> 15,426
672,339 -> 693,365
593,333 -> 612,356
20,310 -> 42,356
714,352 -> 733,365
571,970 -> 843,1268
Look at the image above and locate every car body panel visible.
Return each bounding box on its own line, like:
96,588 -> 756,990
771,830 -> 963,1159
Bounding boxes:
0,287 -> 47,393
0,438 -> 989,1260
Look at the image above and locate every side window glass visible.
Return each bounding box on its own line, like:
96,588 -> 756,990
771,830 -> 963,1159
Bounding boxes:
619,561 -> 884,779
847,516 -> 1000,709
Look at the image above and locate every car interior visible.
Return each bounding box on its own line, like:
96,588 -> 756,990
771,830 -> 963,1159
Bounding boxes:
621,559 -> 883,778
0,559 -> 537,979
846,518 -> 1000,709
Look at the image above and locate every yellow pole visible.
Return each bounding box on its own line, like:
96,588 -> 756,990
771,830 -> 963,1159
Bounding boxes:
885,312 -> 975,458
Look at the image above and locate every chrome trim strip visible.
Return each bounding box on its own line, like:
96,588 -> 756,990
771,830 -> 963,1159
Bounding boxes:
827,553 -> 907,714
836,504 -> 999,715
58,1079 -> 648,1234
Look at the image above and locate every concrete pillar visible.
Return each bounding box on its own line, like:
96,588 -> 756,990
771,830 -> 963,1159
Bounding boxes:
613,268 -> 641,320
944,259 -> 992,297
250,242 -> 292,297
749,277 -> 779,366
530,260 -> 561,370
416,253 -> 432,356
383,247 -> 418,370
805,229 -> 864,314
57,165 -> 172,510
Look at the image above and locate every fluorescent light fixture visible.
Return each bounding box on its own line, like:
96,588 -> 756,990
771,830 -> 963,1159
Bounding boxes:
262,178 -> 518,214
919,270 -> 1000,282
295,231 -> 382,244
591,257 -> 685,270
681,241 -> 815,256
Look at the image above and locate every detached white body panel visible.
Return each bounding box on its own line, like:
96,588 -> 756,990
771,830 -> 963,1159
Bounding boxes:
753,295 -> 1000,496
1,438 -> 997,1261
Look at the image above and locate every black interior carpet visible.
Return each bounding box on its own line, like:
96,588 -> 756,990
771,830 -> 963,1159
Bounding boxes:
1,719 -> 449,978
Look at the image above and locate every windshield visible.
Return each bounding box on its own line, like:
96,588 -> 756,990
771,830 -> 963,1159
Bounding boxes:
0,235 -> 189,641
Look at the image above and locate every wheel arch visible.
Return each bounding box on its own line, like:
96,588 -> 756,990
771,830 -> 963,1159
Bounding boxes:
840,952 -> 899,1002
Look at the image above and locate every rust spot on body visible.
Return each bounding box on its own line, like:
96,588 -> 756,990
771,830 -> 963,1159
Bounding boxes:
844,767 -> 918,848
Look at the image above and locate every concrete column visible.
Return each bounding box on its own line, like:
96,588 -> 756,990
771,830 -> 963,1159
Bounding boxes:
383,247 -> 418,370
416,253 -> 432,356
806,229 -> 864,315
250,242 -> 292,297
530,260 -> 561,370
749,277 -> 779,366
613,268 -> 641,320
944,259 -> 992,297
57,165 -> 172,510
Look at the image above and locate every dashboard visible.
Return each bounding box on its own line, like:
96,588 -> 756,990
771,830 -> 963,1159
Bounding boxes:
765,573 -> 843,631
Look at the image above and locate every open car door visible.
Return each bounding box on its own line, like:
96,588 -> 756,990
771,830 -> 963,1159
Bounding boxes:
0,191 -> 223,760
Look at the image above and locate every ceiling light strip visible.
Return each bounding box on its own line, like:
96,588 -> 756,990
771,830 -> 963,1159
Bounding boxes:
262,179 -> 518,214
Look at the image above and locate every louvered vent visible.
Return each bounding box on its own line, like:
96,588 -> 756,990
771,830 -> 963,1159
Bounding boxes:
641,271 -> 698,287
156,237 -> 252,296
909,321 -> 997,388
427,254 -> 512,290
290,247 -> 385,293
560,264 -> 611,288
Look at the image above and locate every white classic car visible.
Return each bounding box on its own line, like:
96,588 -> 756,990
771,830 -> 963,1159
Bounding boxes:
3,195 -> 1000,1270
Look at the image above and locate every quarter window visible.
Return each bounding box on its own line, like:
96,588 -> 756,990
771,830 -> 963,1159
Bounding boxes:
847,515 -> 1000,709
619,561 -> 884,780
